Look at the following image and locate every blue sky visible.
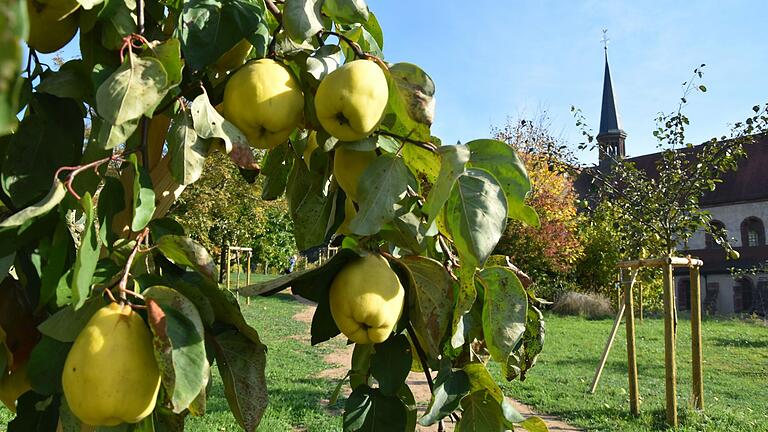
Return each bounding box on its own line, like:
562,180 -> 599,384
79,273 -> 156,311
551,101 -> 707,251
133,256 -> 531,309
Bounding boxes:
369,0 -> 768,164
43,1 -> 767,164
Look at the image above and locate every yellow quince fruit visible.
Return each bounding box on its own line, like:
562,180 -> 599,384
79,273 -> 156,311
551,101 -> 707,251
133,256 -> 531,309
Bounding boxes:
0,365 -> 32,413
26,0 -> 79,54
222,58 -> 304,149
214,39 -> 252,73
334,145 -> 376,202
314,60 -> 388,142
329,253 -> 405,344
62,302 -> 161,426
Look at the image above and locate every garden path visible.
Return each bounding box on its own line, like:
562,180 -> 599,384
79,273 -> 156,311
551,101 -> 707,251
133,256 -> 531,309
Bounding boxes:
291,299 -> 581,432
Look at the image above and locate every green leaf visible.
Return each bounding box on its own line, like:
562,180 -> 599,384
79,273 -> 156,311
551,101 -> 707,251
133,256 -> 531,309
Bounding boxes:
423,144 -> 469,225
260,141 -> 294,200
400,256 -> 454,361
129,153 -> 156,231
370,334 -> 411,396
76,0 -> 104,9
178,0 -> 265,71
350,343 -> 373,390
283,0 -> 324,42
285,153 -> 337,250
388,63 -> 435,127
479,267 -> 528,372
519,416 -> 549,432
38,222 -> 71,308
349,154 -> 416,235
363,12 -> 383,49
71,193 -> 100,309
145,38 -> 184,87
467,139 -> 538,225
462,363 -> 504,403
0,253 -> 14,285
97,176 -> 126,247
37,60 -> 92,102
444,168 -> 508,269
306,45 -> 343,83
323,0 -> 369,24
340,25 -> 382,59
211,330 -> 268,432
189,93 -> 251,159
97,118 -> 140,151
0,0 -> 26,135
96,52 -> 169,126
343,385 -> 407,432
419,366 -> 470,426
456,390 -> 505,432
401,140 -> 440,183
27,336 -> 71,395
156,235 -> 216,281
0,181 -> 66,229
145,286 -> 207,413
37,297 -> 105,342
379,64 -> 433,142
1,94 -> 83,208
450,265 -> 477,349
167,107 -> 210,186
148,218 -> 186,239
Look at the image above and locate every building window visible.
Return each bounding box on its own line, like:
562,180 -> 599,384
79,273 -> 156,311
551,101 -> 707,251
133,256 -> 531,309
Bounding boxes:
705,220 -> 725,249
740,217 -> 765,247
678,278 -> 691,311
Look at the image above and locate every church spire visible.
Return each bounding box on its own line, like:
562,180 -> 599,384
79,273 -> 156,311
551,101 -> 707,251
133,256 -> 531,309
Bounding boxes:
597,30 -> 626,166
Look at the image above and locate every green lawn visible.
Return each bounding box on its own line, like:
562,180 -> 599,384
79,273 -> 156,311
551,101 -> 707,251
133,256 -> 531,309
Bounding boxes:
1,293 -> 346,431
498,313 -> 768,431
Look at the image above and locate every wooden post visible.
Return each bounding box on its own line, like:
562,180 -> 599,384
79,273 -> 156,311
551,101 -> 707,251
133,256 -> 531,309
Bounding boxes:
638,281 -> 644,322
589,290 -> 627,393
235,251 -> 241,299
662,260 -> 678,428
690,265 -> 704,410
625,269 -> 640,415
246,252 -> 252,306
225,246 -> 231,292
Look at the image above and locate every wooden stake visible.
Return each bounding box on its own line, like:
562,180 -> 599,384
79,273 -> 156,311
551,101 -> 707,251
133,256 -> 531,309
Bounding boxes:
246,252 -> 252,306
225,246 -> 231,292
690,266 -> 704,410
590,290 -> 627,393
235,251 -> 241,299
638,281 -> 644,322
625,268 -> 640,415
662,261 -> 678,428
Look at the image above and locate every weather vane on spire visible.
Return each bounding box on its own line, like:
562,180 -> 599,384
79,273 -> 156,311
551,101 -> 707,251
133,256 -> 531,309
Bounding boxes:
601,29 -> 610,51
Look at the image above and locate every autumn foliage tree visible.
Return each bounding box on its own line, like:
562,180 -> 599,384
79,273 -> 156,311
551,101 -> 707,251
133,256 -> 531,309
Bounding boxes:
0,0 -> 548,431
492,115 -> 583,299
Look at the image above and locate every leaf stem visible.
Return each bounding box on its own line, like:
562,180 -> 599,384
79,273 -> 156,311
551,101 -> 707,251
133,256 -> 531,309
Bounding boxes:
405,322 -> 434,391
377,131 -> 438,154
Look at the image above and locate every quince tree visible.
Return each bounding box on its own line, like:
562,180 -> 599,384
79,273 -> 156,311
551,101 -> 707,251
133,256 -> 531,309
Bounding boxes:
0,0 -> 548,430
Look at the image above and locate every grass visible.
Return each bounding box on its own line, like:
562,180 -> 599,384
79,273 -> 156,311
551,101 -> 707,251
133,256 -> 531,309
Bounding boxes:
497,313 -> 768,431
1,292 -> 347,431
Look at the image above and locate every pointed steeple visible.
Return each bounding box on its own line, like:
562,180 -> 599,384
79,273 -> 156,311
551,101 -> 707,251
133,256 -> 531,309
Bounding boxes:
596,32 -> 626,166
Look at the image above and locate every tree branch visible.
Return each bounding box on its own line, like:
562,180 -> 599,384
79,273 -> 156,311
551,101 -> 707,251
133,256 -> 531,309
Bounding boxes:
264,0 -> 282,20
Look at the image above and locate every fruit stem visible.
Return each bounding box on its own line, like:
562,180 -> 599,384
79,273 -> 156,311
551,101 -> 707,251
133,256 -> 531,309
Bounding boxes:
116,227 -> 150,304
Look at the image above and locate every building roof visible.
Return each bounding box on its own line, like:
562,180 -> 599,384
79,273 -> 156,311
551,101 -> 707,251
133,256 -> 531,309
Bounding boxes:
625,134 -> 768,206
598,52 -> 624,137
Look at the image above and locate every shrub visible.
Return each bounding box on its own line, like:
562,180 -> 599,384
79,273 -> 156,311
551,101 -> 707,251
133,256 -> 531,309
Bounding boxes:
552,291 -> 614,319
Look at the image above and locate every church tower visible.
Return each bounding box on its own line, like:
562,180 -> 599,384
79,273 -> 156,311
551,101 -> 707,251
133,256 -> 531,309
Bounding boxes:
597,36 -> 626,167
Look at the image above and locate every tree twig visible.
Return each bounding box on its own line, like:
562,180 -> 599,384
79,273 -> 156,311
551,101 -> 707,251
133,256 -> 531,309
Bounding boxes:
116,227 -> 150,303
55,153 -> 129,200
264,0 -> 282,20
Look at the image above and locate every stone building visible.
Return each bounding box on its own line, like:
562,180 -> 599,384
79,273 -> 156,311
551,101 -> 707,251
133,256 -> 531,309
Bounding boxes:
580,48 -> 768,315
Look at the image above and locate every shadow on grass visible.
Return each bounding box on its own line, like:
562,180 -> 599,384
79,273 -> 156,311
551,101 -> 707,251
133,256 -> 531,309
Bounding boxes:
710,336 -> 768,349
